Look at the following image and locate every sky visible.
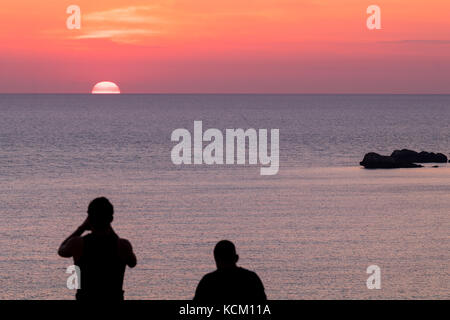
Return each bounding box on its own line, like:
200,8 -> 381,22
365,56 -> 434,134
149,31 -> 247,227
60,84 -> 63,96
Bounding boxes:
0,0 -> 450,93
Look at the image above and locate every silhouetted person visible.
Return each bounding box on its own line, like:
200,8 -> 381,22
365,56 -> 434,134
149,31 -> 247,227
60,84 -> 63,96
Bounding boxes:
194,240 -> 266,302
58,197 -> 137,300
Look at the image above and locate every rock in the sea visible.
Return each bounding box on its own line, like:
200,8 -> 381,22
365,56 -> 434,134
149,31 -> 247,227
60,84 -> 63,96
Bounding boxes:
360,152 -> 423,169
391,149 -> 448,163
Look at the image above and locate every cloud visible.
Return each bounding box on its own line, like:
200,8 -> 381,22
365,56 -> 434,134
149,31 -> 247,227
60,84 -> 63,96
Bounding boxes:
75,29 -> 160,40
76,6 -> 164,43
83,6 -> 163,24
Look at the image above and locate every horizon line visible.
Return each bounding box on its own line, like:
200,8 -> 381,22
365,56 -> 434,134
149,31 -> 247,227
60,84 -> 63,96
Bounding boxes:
1,92 -> 450,95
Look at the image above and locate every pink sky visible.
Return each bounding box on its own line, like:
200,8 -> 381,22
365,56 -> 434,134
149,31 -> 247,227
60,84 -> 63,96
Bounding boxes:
1,1 -> 450,93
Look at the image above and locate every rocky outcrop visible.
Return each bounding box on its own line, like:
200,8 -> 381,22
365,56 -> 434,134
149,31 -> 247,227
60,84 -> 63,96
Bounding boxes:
360,152 -> 423,169
360,149 -> 448,169
390,149 -> 448,163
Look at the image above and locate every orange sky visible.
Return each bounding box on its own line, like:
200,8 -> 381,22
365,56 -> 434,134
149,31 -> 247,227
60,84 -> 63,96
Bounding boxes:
1,0 -> 450,93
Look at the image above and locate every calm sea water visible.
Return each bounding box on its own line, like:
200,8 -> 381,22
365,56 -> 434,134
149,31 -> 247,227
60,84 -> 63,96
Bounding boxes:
0,94 -> 448,299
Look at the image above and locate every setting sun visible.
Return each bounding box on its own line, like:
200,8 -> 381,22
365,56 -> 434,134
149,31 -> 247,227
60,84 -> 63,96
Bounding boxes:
91,81 -> 120,94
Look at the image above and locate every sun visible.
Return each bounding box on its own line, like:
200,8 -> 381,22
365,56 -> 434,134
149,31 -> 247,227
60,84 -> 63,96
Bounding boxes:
91,81 -> 121,94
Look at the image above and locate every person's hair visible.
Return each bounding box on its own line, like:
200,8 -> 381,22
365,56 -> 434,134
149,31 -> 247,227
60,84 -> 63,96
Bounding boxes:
214,240 -> 237,263
87,197 -> 114,230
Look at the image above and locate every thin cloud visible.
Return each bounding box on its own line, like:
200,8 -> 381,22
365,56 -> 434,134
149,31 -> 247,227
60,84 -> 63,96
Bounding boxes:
76,6 -> 165,43
83,6 -> 163,24
377,40 -> 450,45
75,29 -> 160,40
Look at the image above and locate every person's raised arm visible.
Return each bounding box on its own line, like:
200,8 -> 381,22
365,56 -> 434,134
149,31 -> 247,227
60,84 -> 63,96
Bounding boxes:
119,239 -> 137,268
58,218 -> 89,258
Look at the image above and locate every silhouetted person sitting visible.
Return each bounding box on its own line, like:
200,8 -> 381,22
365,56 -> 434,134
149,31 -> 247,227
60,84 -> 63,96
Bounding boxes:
58,197 -> 137,300
194,240 -> 266,302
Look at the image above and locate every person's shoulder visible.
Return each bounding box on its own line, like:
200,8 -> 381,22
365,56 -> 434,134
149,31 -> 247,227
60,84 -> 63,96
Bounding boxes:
237,267 -> 262,280
200,270 -> 220,282
118,238 -> 133,251
237,266 -> 256,275
204,269 -> 219,278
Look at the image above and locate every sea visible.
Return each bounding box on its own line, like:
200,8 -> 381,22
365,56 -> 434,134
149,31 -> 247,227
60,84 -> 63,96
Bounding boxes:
0,94 -> 448,299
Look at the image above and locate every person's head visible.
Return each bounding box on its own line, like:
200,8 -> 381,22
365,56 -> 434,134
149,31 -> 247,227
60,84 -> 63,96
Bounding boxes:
87,197 -> 114,231
214,240 -> 239,269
